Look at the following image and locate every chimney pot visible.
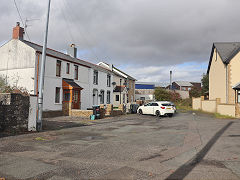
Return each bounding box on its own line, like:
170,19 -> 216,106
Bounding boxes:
67,44 -> 77,58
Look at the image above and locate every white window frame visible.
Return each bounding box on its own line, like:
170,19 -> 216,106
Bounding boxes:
93,70 -> 98,85
55,87 -> 61,104
107,74 -> 111,87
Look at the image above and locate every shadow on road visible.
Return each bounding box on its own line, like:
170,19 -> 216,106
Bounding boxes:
166,121 -> 234,180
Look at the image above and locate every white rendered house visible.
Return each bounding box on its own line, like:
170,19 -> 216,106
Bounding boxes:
0,23 -> 113,114
97,62 -> 136,107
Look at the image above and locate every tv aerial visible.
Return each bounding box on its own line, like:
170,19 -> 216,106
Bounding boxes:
24,18 -> 40,31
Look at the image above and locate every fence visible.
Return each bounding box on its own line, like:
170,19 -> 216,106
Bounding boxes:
192,96 -> 237,117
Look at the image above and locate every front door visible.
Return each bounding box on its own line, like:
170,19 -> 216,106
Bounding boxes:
72,89 -> 80,109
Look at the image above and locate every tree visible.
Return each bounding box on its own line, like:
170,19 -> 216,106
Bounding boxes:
154,88 -> 181,102
201,73 -> 209,95
154,87 -> 171,101
189,86 -> 201,98
0,76 -> 13,93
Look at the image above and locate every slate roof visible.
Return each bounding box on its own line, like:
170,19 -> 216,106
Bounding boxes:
174,81 -> 193,87
98,62 -> 136,81
63,78 -> 83,89
214,42 -> 240,63
207,42 -> 240,74
21,40 -> 113,73
233,82 -> 240,90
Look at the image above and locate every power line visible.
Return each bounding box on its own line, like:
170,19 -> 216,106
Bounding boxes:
13,0 -> 31,40
60,0 -> 105,61
57,2 -> 75,44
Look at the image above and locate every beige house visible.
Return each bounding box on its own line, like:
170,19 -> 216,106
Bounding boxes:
206,42 -> 240,117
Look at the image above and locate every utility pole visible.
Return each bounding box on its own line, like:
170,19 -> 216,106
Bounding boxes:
37,0 -> 51,131
170,70 -> 172,90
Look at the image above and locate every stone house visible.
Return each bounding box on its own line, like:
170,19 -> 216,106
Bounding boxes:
207,42 -> 240,116
0,23 -> 114,115
207,42 -> 240,104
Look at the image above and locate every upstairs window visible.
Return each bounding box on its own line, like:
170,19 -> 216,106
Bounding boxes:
107,91 -> 111,104
74,65 -> 78,80
107,74 -> 111,87
93,70 -> 98,85
66,63 -> 70,74
56,60 -> 61,77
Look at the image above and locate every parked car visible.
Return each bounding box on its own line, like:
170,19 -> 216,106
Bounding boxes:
137,101 -> 175,117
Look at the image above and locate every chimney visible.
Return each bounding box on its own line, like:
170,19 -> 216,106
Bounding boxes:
12,22 -> 24,40
67,44 -> 77,58
109,64 -> 113,71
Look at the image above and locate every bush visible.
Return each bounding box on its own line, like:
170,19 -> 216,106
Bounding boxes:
0,76 -> 13,93
154,88 -> 171,101
154,87 -> 181,102
189,86 -> 201,98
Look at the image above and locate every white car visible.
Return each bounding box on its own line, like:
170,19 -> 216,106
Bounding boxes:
137,101 -> 175,117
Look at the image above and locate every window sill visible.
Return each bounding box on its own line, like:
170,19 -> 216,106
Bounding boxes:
54,103 -> 62,105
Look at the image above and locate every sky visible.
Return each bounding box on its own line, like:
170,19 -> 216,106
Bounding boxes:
1,0 -> 240,84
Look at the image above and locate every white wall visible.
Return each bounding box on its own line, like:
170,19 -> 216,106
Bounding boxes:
38,54 -> 91,111
135,94 -> 154,101
90,69 -> 113,106
0,39 -> 36,93
0,39 -> 114,111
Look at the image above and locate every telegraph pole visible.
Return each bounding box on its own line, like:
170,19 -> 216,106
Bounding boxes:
37,0 -> 51,131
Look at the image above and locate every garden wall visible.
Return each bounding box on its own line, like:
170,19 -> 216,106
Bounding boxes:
0,93 -> 29,132
192,96 -> 237,117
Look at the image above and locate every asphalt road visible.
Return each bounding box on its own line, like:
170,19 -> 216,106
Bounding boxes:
0,112 -> 240,180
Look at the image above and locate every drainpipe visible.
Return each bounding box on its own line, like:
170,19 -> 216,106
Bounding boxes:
120,79 -> 122,104
226,64 -> 228,104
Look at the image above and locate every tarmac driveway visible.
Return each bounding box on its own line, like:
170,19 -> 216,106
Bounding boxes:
0,112 -> 240,180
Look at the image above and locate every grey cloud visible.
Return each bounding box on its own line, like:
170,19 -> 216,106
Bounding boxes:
1,0 -> 240,81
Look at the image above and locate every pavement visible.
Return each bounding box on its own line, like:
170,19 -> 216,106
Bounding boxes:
0,112 -> 240,180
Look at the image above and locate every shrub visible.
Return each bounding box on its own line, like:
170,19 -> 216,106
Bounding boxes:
189,86 -> 201,98
0,76 -> 13,93
154,88 -> 181,102
154,87 -> 171,101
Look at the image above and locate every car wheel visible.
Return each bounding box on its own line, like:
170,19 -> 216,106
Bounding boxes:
139,109 -> 143,115
168,114 -> 173,117
155,110 -> 160,117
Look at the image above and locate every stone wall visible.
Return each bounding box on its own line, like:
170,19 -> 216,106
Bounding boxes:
71,110 -> 93,118
112,109 -> 123,116
0,93 -> 29,132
